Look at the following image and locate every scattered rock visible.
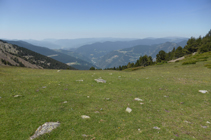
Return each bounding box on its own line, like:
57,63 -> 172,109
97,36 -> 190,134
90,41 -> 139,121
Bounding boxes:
94,111 -> 99,113
163,95 -> 168,97
206,121 -> 210,124
105,98 -> 110,101
87,96 -> 90,98
201,125 -> 208,128
109,73 -> 112,75
76,80 -> 83,82
134,98 -> 143,101
14,95 -> 22,97
57,70 -> 60,72
82,134 -> 88,137
81,115 -> 90,119
94,78 -> 106,83
126,107 -> 132,113
30,122 -> 60,140
42,86 -> 46,89
140,102 -> 144,105
63,101 -> 67,103
199,90 -> 208,93
153,126 -> 160,130
184,120 -> 191,123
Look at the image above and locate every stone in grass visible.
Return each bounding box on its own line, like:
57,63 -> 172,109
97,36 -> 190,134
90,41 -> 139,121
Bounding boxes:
63,101 -> 67,103
81,115 -> 90,119
14,95 -> 22,97
206,121 -> 210,124
76,80 -> 83,82
94,78 -> 106,83
134,98 -> 143,101
126,107 -> 132,113
30,122 -> 60,140
199,90 -> 208,93
201,125 -> 208,128
153,126 -> 160,130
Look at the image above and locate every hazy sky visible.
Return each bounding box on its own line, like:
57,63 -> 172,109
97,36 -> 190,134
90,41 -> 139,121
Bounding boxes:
0,0 -> 210,40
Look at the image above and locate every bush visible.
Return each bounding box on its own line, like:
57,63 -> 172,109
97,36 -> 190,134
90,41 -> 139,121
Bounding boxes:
182,60 -> 197,65
89,66 -> 95,70
204,64 -> 211,69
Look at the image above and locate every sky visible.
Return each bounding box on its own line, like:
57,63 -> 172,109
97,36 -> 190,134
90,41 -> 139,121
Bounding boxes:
0,0 -> 210,40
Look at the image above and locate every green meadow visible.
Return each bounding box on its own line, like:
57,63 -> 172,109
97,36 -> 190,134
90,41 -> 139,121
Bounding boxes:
0,53 -> 211,140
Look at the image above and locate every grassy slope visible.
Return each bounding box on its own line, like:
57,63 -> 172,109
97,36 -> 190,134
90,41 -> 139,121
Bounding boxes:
0,53 -> 211,140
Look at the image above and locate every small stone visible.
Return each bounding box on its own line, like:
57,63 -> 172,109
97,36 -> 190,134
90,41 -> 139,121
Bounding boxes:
206,121 -> 210,124
126,107 -> 132,113
201,125 -> 207,128
94,111 -> 99,113
42,86 -> 46,89
199,90 -> 208,93
134,98 -> 143,101
82,134 -> 88,137
94,78 -> 106,83
81,115 -> 90,119
76,80 -> 83,82
153,126 -> 160,130
14,95 -> 22,97
184,120 -> 191,123
87,96 -> 90,98
63,101 -> 67,103
140,102 -> 144,105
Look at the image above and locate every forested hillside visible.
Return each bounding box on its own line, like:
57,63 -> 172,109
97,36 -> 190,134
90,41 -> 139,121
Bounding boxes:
0,40 -> 75,69
105,29 -> 211,70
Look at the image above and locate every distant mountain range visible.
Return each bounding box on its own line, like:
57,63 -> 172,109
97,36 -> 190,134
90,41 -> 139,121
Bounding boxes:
0,40 -> 75,69
3,37 -> 188,70
96,41 -> 187,68
73,38 -> 188,67
24,38 -> 137,49
5,40 -> 97,70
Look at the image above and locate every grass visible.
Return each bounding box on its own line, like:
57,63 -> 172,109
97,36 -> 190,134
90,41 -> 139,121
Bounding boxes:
0,53 -> 211,140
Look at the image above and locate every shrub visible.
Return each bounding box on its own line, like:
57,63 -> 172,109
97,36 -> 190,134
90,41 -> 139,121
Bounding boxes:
182,60 -> 197,65
204,64 -> 211,69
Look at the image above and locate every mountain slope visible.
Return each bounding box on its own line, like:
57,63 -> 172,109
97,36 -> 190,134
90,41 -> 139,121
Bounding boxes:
0,40 -> 75,69
96,41 -> 187,69
5,40 -> 97,70
74,38 -> 188,64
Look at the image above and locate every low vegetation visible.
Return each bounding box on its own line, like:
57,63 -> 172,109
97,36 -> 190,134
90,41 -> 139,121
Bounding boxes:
0,52 -> 211,139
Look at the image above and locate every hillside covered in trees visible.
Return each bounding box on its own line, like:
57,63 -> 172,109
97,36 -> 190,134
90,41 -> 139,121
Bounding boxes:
0,40 -> 75,70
